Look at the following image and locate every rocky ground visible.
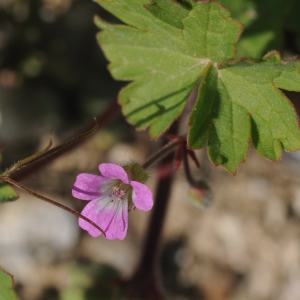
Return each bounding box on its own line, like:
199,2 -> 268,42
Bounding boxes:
0,131 -> 300,300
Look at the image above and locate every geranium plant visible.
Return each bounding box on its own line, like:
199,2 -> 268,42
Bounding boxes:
0,0 -> 299,299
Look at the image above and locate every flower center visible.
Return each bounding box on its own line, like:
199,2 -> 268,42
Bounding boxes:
104,181 -> 131,202
111,185 -> 127,200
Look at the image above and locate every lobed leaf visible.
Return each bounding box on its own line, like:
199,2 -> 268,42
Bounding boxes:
96,0 -> 241,137
96,0 -> 300,172
189,57 -> 300,172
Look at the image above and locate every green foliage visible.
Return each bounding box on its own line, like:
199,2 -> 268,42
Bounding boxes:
96,0 -> 300,172
220,0 -> 300,58
124,162 -> 149,183
95,0 -> 241,137
60,265 -> 91,300
0,269 -> 18,300
0,182 -> 18,203
189,55 -> 300,171
96,0 -> 205,137
60,263 -> 122,300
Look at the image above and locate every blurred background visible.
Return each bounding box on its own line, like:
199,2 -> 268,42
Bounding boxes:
1,0 -> 300,299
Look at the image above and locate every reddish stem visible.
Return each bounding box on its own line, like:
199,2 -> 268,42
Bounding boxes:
9,101 -> 120,180
124,136 -> 177,299
2,176 -> 106,236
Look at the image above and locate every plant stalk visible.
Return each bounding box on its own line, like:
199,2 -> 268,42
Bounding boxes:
125,138 -> 176,299
8,101 -> 120,180
1,176 -> 106,236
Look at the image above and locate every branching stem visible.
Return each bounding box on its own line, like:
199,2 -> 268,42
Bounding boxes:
142,139 -> 181,170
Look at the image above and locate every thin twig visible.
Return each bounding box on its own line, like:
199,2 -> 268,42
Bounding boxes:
3,139 -> 53,177
142,139 -> 181,169
9,101 -> 120,180
126,125 -> 179,299
1,176 -> 106,237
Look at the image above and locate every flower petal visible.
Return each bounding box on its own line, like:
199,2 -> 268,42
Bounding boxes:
79,199 -> 105,237
131,181 -> 153,211
72,173 -> 107,201
105,200 -> 128,240
99,163 -> 129,184
79,197 -> 128,240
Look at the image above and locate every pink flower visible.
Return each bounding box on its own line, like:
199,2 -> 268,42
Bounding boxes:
72,163 -> 153,240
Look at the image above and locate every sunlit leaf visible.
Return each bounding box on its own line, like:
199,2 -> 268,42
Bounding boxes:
96,0 -> 241,137
0,269 -> 18,300
96,0 -> 300,172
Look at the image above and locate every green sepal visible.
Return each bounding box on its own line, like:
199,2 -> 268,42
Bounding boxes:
124,163 -> 149,183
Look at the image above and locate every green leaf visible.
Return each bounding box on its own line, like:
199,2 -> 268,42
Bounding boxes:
189,55 -> 300,172
146,0 -> 190,29
0,269 -> 18,300
96,1 -> 300,172
220,0 -> 300,58
0,182 -> 18,203
61,265 -> 91,300
96,0 -> 242,137
219,0 -> 255,26
60,263 -> 121,300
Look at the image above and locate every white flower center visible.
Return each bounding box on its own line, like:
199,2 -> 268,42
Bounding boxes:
111,185 -> 127,200
101,180 -> 131,202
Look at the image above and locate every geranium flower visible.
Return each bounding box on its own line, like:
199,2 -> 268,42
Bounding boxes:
72,163 -> 153,240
